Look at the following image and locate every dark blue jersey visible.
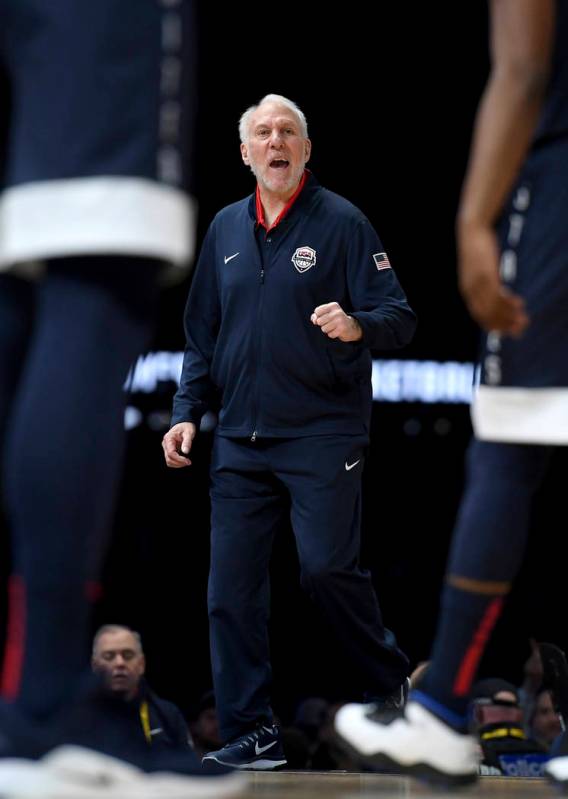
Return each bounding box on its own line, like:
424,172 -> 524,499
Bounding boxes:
172,173 -> 416,438
533,0 -> 568,148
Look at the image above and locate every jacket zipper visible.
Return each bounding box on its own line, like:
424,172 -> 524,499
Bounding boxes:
250,264 -> 265,442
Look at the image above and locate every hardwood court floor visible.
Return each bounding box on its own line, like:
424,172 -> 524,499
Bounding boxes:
246,771 -> 558,799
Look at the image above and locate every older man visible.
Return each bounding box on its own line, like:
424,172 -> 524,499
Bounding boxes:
162,93 -> 416,769
92,625 -> 191,751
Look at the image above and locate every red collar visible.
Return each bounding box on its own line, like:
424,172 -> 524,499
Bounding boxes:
255,170 -> 308,232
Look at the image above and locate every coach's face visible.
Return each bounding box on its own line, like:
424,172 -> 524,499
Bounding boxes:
241,101 -> 311,199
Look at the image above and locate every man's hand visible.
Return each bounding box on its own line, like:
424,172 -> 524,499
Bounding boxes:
162,422 -> 196,468
458,224 -> 529,336
311,302 -> 362,342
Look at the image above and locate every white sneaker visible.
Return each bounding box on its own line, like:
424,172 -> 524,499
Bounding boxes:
0,746 -> 247,798
0,760 -> 45,798
544,755 -> 568,789
0,755 -> 123,799
334,700 -> 478,785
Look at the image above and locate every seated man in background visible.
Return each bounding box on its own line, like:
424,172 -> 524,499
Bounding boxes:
92,625 -> 192,751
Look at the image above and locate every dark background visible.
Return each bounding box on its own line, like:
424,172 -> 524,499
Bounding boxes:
3,2 -> 568,725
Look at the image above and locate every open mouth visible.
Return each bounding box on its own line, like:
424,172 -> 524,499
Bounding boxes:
269,159 -> 289,170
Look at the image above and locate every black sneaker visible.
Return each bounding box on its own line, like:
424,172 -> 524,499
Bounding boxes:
202,724 -> 287,770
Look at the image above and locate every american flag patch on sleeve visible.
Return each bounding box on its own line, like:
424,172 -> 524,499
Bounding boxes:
373,252 -> 391,271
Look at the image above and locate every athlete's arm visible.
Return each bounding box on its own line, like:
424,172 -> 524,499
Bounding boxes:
456,0 -> 555,335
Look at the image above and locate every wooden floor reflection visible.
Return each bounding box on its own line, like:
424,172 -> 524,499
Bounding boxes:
246,771 -> 557,799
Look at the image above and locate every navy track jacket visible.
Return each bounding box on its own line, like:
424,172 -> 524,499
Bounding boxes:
172,173 -> 416,437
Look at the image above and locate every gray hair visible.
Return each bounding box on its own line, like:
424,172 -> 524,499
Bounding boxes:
92,624 -> 143,657
238,94 -> 308,144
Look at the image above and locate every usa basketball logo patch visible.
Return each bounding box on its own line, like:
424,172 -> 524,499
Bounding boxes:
292,246 -> 317,273
373,252 -> 391,271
